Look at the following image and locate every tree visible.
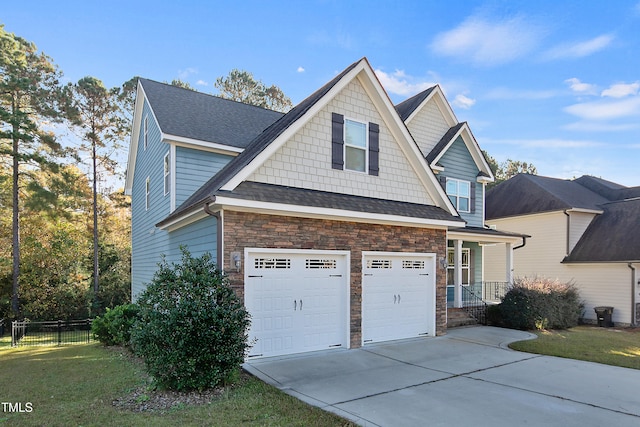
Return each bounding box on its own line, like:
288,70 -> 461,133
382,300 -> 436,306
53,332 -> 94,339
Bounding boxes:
483,150 -> 537,189
0,25 -> 65,317
69,76 -> 125,298
215,69 -> 292,112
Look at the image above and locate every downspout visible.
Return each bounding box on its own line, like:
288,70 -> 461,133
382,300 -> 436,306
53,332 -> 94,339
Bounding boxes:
203,201 -> 223,269
514,236 -> 527,251
629,263 -> 637,326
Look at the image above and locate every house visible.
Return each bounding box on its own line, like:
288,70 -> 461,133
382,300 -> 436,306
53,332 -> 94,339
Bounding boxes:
484,174 -> 640,326
125,57 -> 522,359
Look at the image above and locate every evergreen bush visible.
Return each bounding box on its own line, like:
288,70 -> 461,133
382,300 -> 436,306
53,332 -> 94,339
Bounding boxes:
130,248 -> 251,391
91,303 -> 139,346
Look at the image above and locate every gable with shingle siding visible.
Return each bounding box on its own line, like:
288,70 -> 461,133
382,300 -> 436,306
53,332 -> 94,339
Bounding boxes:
248,79 -> 434,205
404,97 -> 452,156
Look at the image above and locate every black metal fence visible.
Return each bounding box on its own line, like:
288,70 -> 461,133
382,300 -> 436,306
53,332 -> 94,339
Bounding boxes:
11,319 -> 93,347
461,286 -> 487,325
0,318 -> 5,337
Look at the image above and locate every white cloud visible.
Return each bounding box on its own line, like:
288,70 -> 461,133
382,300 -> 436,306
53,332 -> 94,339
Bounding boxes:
452,94 -> 476,110
542,34 -> 614,60
374,69 -> 436,96
196,80 -> 208,86
484,87 -> 557,100
563,121 -> 639,132
601,82 -> 640,98
297,66 -> 305,73
564,78 -> 597,95
177,67 -> 198,80
430,15 -> 544,67
564,96 -> 640,120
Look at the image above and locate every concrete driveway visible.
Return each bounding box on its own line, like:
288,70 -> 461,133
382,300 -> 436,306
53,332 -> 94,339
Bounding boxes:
244,326 -> 640,426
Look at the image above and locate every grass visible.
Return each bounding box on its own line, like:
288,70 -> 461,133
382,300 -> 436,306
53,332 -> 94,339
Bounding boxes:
509,325 -> 640,370
0,338 -> 355,427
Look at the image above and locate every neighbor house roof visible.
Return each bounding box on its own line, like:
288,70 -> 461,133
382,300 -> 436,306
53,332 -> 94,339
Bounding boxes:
486,174 -> 610,220
139,78 -> 284,148
574,175 -> 640,201
564,198 -> 640,263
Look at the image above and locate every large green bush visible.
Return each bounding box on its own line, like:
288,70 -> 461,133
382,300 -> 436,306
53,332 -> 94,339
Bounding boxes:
91,303 -> 140,346
499,277 -> 584,330
130,248 -> 251,391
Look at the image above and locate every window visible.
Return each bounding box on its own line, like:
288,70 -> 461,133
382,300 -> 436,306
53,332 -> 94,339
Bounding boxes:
447,248 -> 470,286
344,119 -> 367,172
143,116 -> 148,150
163,152 -> 170,196
145,177 -> 150,210
446,178 -> 471,212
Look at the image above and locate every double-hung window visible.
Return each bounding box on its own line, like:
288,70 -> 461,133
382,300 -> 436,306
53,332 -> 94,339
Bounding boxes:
446,178 -> 471,212
163,152 -> 170,196
344,119 -> 367,172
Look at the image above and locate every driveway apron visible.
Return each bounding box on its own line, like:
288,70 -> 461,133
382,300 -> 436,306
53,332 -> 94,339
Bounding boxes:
244,326 -> 640,426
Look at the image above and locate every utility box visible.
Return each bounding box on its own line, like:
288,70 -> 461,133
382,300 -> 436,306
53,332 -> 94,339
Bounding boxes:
594,306 -> 614,327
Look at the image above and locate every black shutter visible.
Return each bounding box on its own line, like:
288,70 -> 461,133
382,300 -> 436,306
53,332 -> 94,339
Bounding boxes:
470,182 -> 476,213
368,122 -> 379,176
331,113 -> 344,170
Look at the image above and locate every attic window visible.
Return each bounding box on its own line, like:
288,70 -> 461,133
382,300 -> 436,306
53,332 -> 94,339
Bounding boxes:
163,152 -> 170,196
344,119 -> 367,172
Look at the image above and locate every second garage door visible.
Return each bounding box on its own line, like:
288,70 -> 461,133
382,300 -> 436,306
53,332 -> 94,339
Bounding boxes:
362,252 -> 435,344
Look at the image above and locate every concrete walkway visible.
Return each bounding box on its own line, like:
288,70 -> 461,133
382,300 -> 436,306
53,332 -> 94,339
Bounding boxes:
245,326 -> 640,426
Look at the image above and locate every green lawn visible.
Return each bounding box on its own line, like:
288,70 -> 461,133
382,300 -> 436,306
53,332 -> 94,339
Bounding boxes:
0,339 -> 355,427
509,325 -> 640,370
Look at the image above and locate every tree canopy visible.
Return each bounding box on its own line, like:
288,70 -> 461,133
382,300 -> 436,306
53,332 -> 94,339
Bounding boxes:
214,69 -> 292,112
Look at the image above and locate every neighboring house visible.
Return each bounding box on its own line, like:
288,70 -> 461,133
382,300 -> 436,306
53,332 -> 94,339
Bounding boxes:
484,174 -> 640,326
125,57 -> 522,359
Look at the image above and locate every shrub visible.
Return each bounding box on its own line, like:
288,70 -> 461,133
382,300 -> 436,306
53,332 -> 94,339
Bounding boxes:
92,303 -> 140,346
499,277 -> 583,330
130,248 -> 251,391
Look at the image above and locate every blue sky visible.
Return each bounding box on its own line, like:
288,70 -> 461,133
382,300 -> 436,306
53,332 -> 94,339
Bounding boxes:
4,0 -> 640,186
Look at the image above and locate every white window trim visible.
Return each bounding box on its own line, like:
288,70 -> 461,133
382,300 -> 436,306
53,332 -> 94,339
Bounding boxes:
447,247 -> 470,285
143,115 -> 148,151
163,151 -> 170,196
145,176 -> 150,211
446,178 -> 471,213
344,118 -> 368,173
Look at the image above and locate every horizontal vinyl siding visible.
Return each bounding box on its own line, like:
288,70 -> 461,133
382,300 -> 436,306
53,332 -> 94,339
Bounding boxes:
175,147 -> 233,207
439,137 -> 483,227
131,100 -> 218,298
568,211 -> 596,253
484,212 -> 634,325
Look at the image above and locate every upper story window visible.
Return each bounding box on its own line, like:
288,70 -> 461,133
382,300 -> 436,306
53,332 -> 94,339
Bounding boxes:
143,115 -> 149,150
446,178 -> 470,212
145,176 -> 150,211
163,152 -> 170,196
344,119 -> 367,172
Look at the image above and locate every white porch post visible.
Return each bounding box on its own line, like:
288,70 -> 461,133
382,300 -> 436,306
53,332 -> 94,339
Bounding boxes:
454,239 -> 463,308
506,242 -> 514,284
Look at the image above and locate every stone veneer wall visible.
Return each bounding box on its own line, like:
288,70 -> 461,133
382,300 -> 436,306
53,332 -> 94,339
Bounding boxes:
223,210 -> 448,348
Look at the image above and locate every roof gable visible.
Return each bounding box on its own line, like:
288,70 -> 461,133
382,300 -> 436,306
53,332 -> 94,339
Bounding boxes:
486,174 -> 609,219
565,198 -> 640,262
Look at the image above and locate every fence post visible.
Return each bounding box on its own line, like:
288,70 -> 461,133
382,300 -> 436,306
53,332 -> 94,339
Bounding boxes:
86,319 -> 91,343
57,320 -> 62,346
11,320 -> 16,347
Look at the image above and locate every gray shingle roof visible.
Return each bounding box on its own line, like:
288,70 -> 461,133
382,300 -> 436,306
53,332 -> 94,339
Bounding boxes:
426,122 -> 465,164
486,174 -> 610,219
564,198 -> 640,262
216,181 -> 464,223
140,78 -> 283,148
575,175 -> 640,201
395,87 -> 436,121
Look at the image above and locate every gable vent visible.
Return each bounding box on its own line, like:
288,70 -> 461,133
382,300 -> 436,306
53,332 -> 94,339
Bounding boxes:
306,259 -> 337,269
254,258 -> 291,269
367,259 -> 392,269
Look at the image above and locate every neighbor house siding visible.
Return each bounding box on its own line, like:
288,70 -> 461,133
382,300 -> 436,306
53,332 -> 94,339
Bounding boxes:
405,99 -> 451,156
485,212 -> 633,325
175,146 -> 233,207
131,100 -> 218,298
222,210 -> 448,347
438,136 -> 483,227
248,79 -> 434,205
568,211 -> 597,253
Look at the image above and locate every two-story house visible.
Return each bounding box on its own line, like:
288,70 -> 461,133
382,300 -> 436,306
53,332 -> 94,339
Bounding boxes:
125,57 -> 523,359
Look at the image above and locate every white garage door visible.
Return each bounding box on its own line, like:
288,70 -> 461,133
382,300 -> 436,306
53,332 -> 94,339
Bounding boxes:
245,249 -> 349,358
362,252 -> 435,344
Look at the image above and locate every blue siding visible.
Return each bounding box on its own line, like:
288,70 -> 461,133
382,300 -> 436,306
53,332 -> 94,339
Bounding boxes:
439,136 -> 484,227
175,147 -> 233,207
131,100 -> 218,299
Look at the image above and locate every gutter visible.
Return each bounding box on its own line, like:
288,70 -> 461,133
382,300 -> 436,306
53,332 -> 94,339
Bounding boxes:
629,263 -> 637,326
203,201 -> 224,269
514,236 -> 527,251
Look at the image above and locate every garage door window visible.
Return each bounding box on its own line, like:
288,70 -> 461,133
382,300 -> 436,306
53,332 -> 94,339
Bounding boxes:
254,258 -> 291,269
367,259 -> 392,269
306,259 -> 337,269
